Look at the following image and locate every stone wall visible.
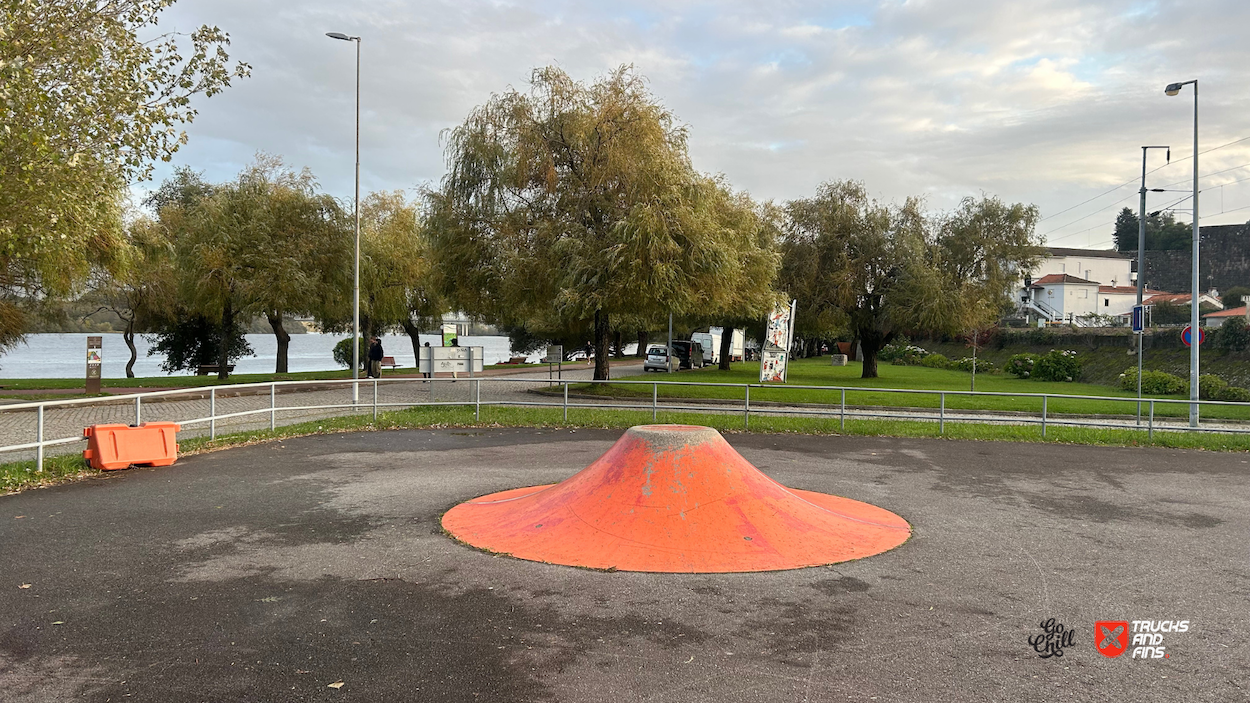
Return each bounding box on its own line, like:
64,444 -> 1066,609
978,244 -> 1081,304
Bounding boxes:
1127,223 -> 1250,294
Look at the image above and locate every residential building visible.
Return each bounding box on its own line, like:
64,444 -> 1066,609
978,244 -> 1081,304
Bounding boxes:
1202,306 -> 1247,328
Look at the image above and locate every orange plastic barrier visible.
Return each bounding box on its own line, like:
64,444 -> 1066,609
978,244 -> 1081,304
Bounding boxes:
82,422 -> 181,471
442,425 -> 911,573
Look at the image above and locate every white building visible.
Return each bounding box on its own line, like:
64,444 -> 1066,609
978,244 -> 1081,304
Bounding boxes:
1030,247 -> 1133,288
1019,247 -> 1160,325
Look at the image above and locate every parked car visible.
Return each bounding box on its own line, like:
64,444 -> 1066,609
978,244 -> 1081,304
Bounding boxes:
642,345 -> 671,372
670,340 -> 706,369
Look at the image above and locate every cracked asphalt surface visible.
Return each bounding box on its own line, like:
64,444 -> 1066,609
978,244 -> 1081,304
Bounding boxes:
1,428 -> 1247,701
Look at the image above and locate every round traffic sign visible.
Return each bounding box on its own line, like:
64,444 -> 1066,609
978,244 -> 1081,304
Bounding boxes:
1182,325 -> 1206,347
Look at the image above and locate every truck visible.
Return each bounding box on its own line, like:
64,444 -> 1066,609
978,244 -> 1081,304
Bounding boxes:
693,327 -> 746,365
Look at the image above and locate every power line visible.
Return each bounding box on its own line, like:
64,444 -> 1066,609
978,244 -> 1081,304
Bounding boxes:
1038,136 -> 1250,225
1042,158 -> 1250,238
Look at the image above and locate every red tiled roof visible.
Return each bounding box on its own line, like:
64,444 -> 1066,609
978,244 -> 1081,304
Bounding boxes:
1031,273 -> 1100,287
1204,306 -> 1247,319
1144,293 -> 1191,305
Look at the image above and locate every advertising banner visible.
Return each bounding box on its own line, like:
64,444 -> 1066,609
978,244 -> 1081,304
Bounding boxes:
759,300 -> 797,383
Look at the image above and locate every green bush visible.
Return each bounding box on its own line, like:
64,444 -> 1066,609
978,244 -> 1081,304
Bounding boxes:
1217,317 -> 1250,352
1216,385 -> 1250,403
1120,367 -> 1187,395
1033,350 -> 1081,382
333,337 -> 368,370
1005,353 -> 1038,378
920,353 -> 950,369
953,357 -> 996,373
885,341 -> 930,365
1198,374 -> 1229,400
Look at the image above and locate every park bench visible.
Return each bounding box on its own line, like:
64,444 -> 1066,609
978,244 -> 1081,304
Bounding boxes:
381,356 -> 399,369
195,364 -> 235,376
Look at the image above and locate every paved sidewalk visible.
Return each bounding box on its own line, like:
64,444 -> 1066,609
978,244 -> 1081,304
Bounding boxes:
0,362 -> 643,463
0,429 -> 1245,701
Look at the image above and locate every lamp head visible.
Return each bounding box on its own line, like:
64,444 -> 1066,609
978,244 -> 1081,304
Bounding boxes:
1164,82 -> 1183,96
326,32 -> 353,41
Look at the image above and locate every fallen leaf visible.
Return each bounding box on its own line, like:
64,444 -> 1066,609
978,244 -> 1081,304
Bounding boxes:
14,516 -> 24,519
19,584 -> 31,589
327,681 -> 345,689
51,621 -> 64,625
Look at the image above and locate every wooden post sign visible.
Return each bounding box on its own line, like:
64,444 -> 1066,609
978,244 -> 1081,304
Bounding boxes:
86,336 -> 102,394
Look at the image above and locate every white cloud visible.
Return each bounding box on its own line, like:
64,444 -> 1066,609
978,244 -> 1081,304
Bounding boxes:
146,0 -> 1250,248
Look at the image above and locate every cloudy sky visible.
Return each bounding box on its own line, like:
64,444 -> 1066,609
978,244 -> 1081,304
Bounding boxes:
146,0 -> 1250,249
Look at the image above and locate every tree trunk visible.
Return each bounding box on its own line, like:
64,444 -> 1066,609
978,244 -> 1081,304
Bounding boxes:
123,318 -> 137,378
218,299 -> 234,381
614,330 -> 624,358
267,312 -> 290,374
401,319 -> 423,369
636,330 -> 648,357
858,330 -> 888,379
593,310 -> 610,381
718,326 -> 734,371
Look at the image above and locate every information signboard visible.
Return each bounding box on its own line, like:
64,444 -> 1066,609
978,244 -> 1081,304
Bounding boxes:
419,346 -> 485,375
86,336 -> 102,394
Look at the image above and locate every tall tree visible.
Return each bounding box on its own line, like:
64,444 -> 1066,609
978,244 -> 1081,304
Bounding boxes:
428,65 -> 772,380
936,195 -> 1043,325
84,216 -> 175,377
1112,207 -> 1192,251
0,0 -> 248,350
233,157 -> 347,373
780,182 -> 1038,379
315,191 -> 442,366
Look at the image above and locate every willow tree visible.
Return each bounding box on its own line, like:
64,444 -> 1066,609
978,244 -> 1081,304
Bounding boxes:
781,182 -> 1039,378
428,66 -> 772,379
156,158 -> 345,377
316,191 -> 443,366
0,0 -> 248,349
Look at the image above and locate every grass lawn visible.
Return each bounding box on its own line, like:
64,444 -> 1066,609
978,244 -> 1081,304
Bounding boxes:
589,357 -> 1250,421
7,402 -> 1250,494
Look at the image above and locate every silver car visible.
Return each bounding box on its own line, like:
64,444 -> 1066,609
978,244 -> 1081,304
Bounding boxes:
642,345 -> 671,372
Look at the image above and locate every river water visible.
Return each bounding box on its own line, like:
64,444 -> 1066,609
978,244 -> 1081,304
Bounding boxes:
0,333 -> 529,379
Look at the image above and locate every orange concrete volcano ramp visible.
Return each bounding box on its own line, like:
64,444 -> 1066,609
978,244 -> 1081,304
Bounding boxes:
441,425 -> 910,573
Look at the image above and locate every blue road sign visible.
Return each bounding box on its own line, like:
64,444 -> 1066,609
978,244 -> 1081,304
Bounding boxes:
1131,305 -> 1145,333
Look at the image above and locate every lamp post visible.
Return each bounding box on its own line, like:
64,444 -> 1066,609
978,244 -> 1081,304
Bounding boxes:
1136,145 -> 1169,424
327,32 -> 362,403
1165,79 -> 1199,426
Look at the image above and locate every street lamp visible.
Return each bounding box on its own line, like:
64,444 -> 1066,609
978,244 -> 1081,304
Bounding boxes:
1135,145 -> 1169,424
326,31 -> 362,403
1165,79 -> 1199,426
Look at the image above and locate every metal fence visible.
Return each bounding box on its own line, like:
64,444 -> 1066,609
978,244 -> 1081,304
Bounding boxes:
4,377 -> 1249,472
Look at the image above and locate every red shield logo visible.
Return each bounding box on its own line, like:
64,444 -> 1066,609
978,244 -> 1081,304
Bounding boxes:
1095,620 -> 1129,658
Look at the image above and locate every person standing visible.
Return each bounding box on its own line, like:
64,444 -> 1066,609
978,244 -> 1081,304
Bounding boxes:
367,336 -> 384,378
422,341 -> 431,378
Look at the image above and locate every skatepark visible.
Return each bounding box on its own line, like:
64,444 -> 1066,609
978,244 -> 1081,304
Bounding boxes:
1,426 -> 1246,701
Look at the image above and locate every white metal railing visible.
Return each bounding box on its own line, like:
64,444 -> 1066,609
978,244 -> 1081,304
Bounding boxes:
4,376 -> 1249,473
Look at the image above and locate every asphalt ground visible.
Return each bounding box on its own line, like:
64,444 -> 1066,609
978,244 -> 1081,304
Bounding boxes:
0,428 -> 1247,702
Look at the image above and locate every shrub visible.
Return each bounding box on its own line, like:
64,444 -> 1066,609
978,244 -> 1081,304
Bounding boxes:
1120,367 -> 1187,395
1005,353 -> 1038,378
1217,317 -> 1250,352
884,341 -> 930,365
1198,374 -> 1229,400
1032,349 -> 1081,382
953,357 -> 996,373
1216,385 -> 1250,402
333,337 -> 368,370
921,353 -> 950,369
878,336 -> 911,361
